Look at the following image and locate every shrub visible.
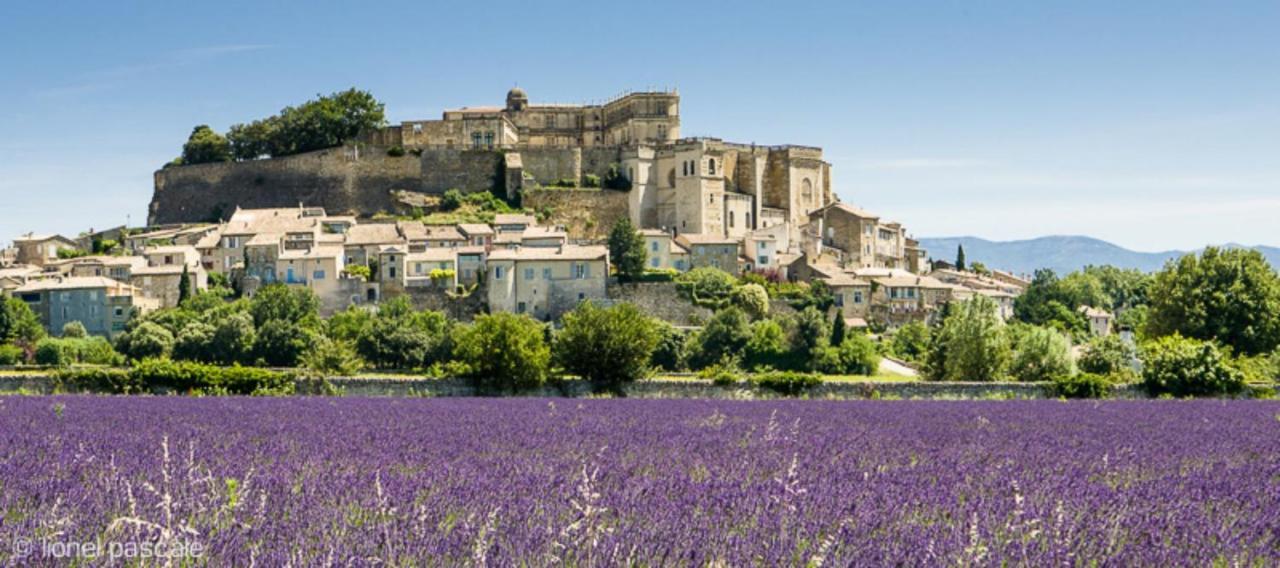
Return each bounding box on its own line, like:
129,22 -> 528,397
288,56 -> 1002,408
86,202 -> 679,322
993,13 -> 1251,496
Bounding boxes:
355,298 -> 450,369
889,321 -> 930,364
1051,372 -> 1114,399
53,367 -> 138,394
386,145 -> 406,157
554,302 -> 660,391
690,307 -> 751,369
792,307 -> 831,368
602,163 -> 632,190
925,296 -> 1011,381
1078,334 -> 1137,376
453,313 -> 550,392
732,284 -> 770,320
834,334 -> 881,376
1010,326 -> 1075,382
301,336 -> 366,376
254,319 -> 313,367
1140,334 -> 1245,397
675,268 -> 737,309
343,264 -> 373,280
0,344 -> 23,365
745,319 -> 790,371
210,312 -> 256,365
116,321 -> 175,361
582,174 -> 601,188
753,370 -> 821,396
61,321 -> 88,338
440,189 -> 464,211
637,269 -> 678,282
651,325 -> 688,372
129,358 -> 293,395
699,361 -> 742,386
174,322 -> 216,362
34,339 -> 68,367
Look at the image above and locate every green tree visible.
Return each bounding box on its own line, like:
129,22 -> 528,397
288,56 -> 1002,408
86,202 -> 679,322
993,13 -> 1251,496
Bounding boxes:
209,312 -> 256,365
554,302 -> 660,391
116,321 -> 175,361
226,118 -> 279,160
173,322 -> 216,362
1081,265 -> 1151,312
61,321 -> 88,339
1145,247 -> 1280,356
178,265 -> 192,306
453,313 -> 551,392
1009,326 -> 1075,382
744,319 -> 789,370
355,297 -> 450,369
181,125 -> 232,165
327,305 -> 374,342
791,307 -> 831,368
254,319 -> 313,367
732,283 -> 770,320
651,324 -> 688,372
889,321 -> 930,364
926,296 -> 1011,381
606,217 -> 647,282
1078,334 -> 1137,377
830,312 -> 846,346
955,245 -> 966,271
250,284 -> 320,329
691,307 -> 752,369
1013,269 -> 1088,335
301,336 -> 365,376
0,297 -> 45,346
1140,334 -> 1244,397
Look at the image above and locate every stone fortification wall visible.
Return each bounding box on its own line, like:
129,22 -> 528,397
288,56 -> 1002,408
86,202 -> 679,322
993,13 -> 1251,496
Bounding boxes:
521,188 -> 630,241
149,145 -> 505,224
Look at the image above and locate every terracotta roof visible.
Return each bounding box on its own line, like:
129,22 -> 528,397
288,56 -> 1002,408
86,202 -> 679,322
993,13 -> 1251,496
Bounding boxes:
457,223 -> 494,236
675,234 -> 738,246
345,223 -> 403,246
279,245 -> 344,260
15,276 -> 136,293
493,214 -> 536,226
816,202 -> 879,220
131,265 -> 188,276
640,229 -> 672,237
1080,306 -> 1112,318
406,249 -> 457,263
487,245 -> 607,262
821,273 -> 871,287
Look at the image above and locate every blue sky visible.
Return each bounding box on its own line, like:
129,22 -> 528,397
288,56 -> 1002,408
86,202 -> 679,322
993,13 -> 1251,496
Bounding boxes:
1,0 -> 1277,252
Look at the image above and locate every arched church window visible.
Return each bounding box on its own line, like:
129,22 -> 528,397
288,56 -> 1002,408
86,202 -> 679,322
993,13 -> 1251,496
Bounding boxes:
801,178 -> 814,204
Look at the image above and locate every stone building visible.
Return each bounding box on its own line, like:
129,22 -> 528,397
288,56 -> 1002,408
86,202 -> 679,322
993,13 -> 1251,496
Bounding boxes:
13,276 -> 157,338
486,245 -> 608,321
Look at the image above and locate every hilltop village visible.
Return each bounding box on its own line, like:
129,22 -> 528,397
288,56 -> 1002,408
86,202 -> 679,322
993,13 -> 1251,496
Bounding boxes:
2,88 -> 1041,339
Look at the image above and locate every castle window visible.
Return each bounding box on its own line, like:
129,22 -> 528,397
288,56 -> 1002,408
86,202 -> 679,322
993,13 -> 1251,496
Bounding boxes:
629,167 -> 634,181
709,159 -> 716,175
484,132 -> 494,148
745,213 -> 751,227
801,178 -> 814,204
471,132 -> 482,149
682,162 -> 688,176
729,211 -> 735,228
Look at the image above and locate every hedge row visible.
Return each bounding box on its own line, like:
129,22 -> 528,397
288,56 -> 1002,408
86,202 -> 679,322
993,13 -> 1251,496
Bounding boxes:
53,359 -> 293,395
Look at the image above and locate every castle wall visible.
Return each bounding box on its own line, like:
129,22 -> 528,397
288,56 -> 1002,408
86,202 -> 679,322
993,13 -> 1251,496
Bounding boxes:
150,145 -> 504,225
520,188 -> 630,241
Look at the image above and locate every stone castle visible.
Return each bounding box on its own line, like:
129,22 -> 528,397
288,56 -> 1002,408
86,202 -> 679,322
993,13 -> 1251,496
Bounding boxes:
149,88 -> 832,241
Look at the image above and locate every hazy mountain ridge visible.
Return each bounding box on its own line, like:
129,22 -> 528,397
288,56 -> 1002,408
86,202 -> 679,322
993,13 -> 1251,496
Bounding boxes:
917,236 -> 1280,275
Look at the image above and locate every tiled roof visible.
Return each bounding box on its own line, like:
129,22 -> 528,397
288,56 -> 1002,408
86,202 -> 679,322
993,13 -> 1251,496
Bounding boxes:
15,276 -> 136,293
487,245 -> 607,262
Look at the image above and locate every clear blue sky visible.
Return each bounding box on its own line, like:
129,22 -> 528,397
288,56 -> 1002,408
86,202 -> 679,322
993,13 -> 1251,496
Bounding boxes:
2,0 -> 1277,252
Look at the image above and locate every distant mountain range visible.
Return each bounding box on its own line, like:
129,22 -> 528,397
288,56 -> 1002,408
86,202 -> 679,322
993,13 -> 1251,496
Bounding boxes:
916,236 -> 1280,276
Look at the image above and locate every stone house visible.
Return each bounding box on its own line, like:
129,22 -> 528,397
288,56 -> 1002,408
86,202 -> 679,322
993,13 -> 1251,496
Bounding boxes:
493,214 -> 536,234
807,203 -> 911,271
399,222 -> 465,250
639,229 -> 688,272
13,276 -> 156,338
456,246 -> 487,286
13,234 -> 78,267
0,265 -> 42,293
486,245 -> 608,320
52,255 -> 148,281
823,273 -> 873,328
675,234 -> 740,274
343,223 -> 405,268
458,224 -> 495,248
1080,306 -> 1113,337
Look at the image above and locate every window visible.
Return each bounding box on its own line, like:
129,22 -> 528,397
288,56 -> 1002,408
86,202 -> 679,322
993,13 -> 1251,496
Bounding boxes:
682,162 -> 688,176
415,262 -> 424,275
745,213 -> 751,227
835,294 -> 844,307
854,291 -> 864,304
650,241 -> 659,252
675,260 -> 685,271
60,292 -> 71,302
484,132 -> 494,148
389,266 -> 397,279
113,306 -> 124,317
629,167 -> 634,181
517,302 -> 527,313
757,255 -> 769,265
708,158 -> 716,175
758,241 -> 768,251
472,132 -> 483,148
413,124 -> 423,135
524,268 -> 534,280
494,266 -> 505,280
89,290 -> 98,301
543,268 -> 552,280
651,258 -> 660,268
314,270 -> 325,280
574,263 -> 589,279
729,211 -> 735,228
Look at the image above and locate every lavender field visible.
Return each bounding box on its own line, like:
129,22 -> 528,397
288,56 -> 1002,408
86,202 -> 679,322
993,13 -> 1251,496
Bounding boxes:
1,397 -> 1278,565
